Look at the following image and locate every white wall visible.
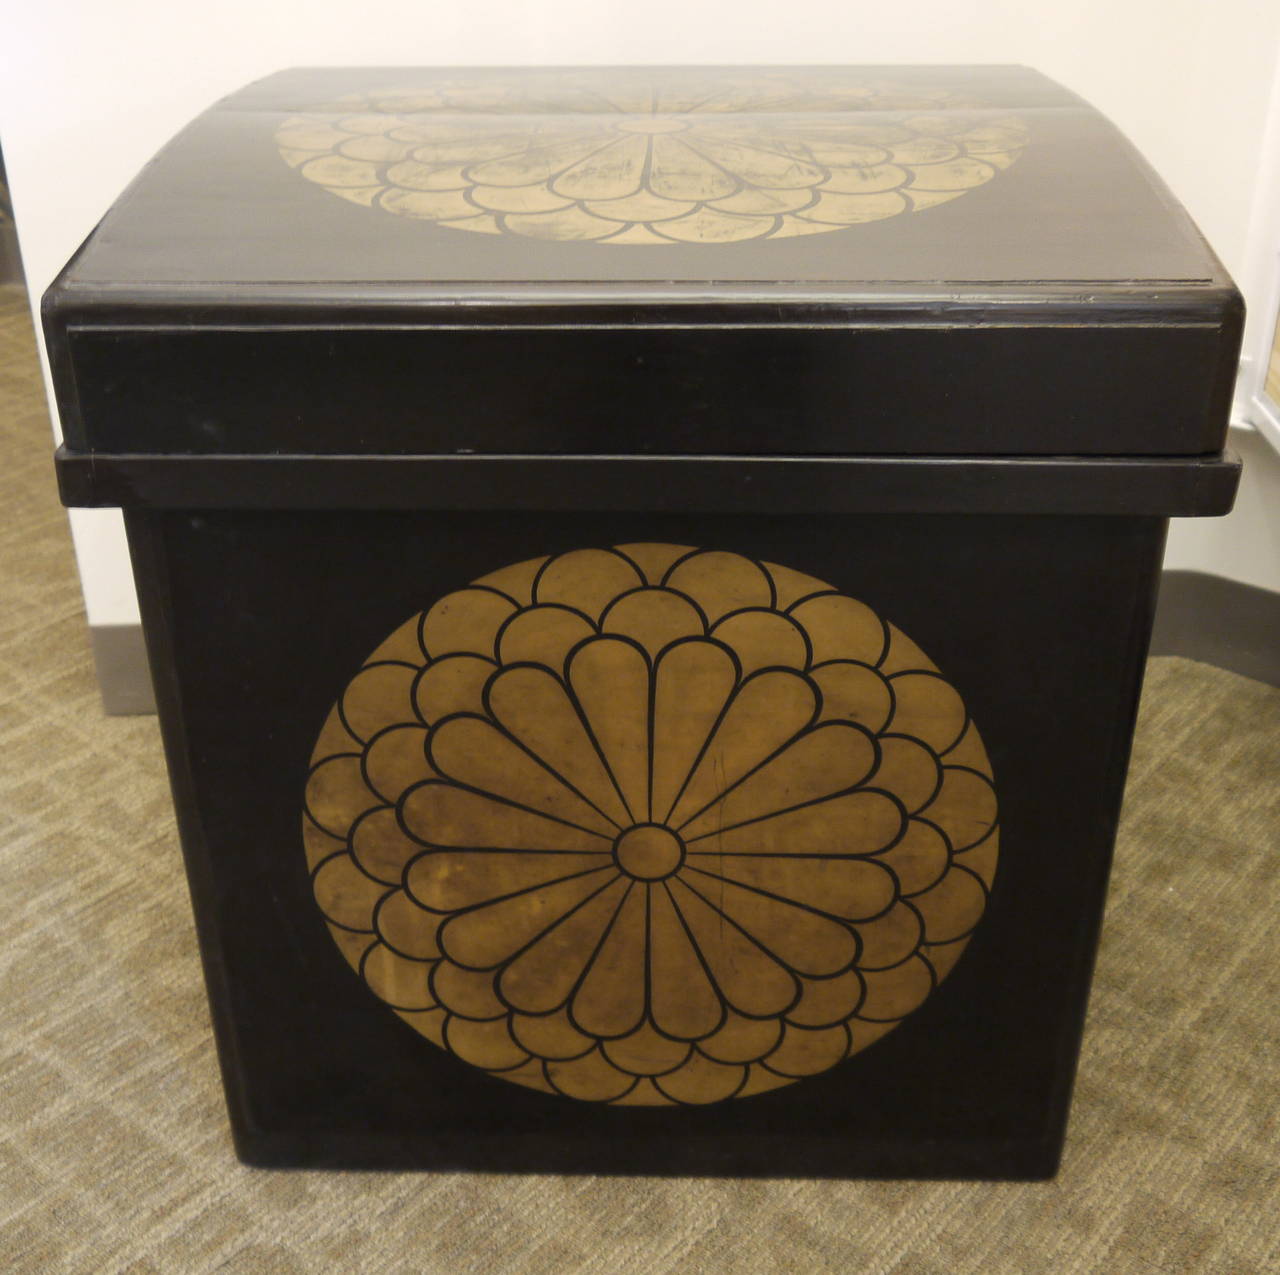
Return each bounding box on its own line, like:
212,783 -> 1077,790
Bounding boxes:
3,0 -> 1280,624
1166,427 -> 1280,594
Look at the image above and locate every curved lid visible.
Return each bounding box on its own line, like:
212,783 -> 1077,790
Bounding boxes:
59,64 -> 1228,288
46,65 -> 1242,463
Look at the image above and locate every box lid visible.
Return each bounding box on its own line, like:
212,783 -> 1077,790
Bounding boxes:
46,65 -> 1242,508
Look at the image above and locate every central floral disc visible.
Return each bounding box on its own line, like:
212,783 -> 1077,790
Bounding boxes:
613,824 -> 685,881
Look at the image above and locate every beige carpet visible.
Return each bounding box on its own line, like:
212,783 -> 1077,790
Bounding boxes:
2,286 -> 1278,1273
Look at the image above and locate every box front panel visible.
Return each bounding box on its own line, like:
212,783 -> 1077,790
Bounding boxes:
129,508 -> 1165,1178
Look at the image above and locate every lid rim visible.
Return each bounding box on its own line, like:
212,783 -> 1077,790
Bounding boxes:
55,446 -> 1241,519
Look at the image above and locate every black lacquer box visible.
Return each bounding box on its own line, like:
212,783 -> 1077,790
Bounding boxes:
48,65 -> 1241,1179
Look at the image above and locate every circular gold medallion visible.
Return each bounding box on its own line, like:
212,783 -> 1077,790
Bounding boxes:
276,69 -> 1029,244
303,544 -> 999,1104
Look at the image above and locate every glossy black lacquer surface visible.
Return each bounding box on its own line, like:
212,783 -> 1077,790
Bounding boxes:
45,64 -> 1241,464
50,66 -> 1240,1178
56,448 -> 1241,517
127,506 -> 1167,1177
53,66 -> 1219,287
127,506 -> 1172,1177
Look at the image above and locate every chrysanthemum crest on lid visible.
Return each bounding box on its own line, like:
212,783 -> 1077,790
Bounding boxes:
277,68 -> 1029,244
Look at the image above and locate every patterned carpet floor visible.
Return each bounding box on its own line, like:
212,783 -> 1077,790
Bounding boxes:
2,285 -> 1278,1273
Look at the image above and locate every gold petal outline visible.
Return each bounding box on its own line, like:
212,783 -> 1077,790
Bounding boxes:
646,206 -> 776,245
361,942 -> 436,1011
870,734 -> 944,816
338,660 -> 422,743
653,1053 -> 747,1104
666,877 -> 800,1019
683,787 -> 906,860
510,1007 -> 597,1060
788,592 -> 889,668
885,670 -> 970,755
466,128 -> 624,189
302,810 -> 345,874
675,870 -> 859,978
695,1011 -> 782,1064
760,1022 -> 852,1078
442,1015 -> 530,1071
494,604 -> 598,671
304,753 -> 380,840
501,207 -> 627,240
682,854 -> 897,926
676,720 -> 880,842
427,713 -> 622,837
852,900 -> 924,971
349,804 -> 424,884
551,131 -> 650,201
399,778 -> 615,853
954,824 -> 999,890
599,587 -> 708,659
664,667 -> 820,831
413,654 -> 497,724
405,847 -> 616,913
612,541 -> 698,585
917,766 -> 999,852
419,587 -> 516,661
787,969 -> 866,1028
373,888 -> 443,961
430,959 -> 506,1020
759,560 -> 832,612
647,882 -> 726,1041
484,663 -> 632,827
856,953 -> 936,1021
566,635 -> 653,823
601,1020 -> 693,1077
362,723 -> 435,806
497,877 -> 631,1015
533,547 -> 644,616
679,131 -> 827,190
871,818 -> 951,896
311,849 -> 392,933
438,867 -> 623,971
569,882 -> 649,1038
472,554 -> 550,607
543,1048 -> 637,1102
908,863 -> 989,944
709,607 -> 811,676
810,660 -> 895,734
309,703 -> 361,765
649,637 -> 742,826
647,134 -> 741,201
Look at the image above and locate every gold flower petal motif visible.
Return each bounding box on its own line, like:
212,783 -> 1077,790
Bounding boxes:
277,70 -> 1029,244
304,544 -> 1000,1104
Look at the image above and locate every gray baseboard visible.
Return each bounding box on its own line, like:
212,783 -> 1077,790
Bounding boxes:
1149,571 -> 1280,688
86,569 -> 1279,715
91,624 -> 156,715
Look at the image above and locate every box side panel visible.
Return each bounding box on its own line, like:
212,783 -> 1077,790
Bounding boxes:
121,511 -> 260,1155
133,506 -> 1166,1177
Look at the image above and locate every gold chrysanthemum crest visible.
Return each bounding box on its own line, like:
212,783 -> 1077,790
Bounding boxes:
276,70 -> 1029,244
303,544 -> 1000,1105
